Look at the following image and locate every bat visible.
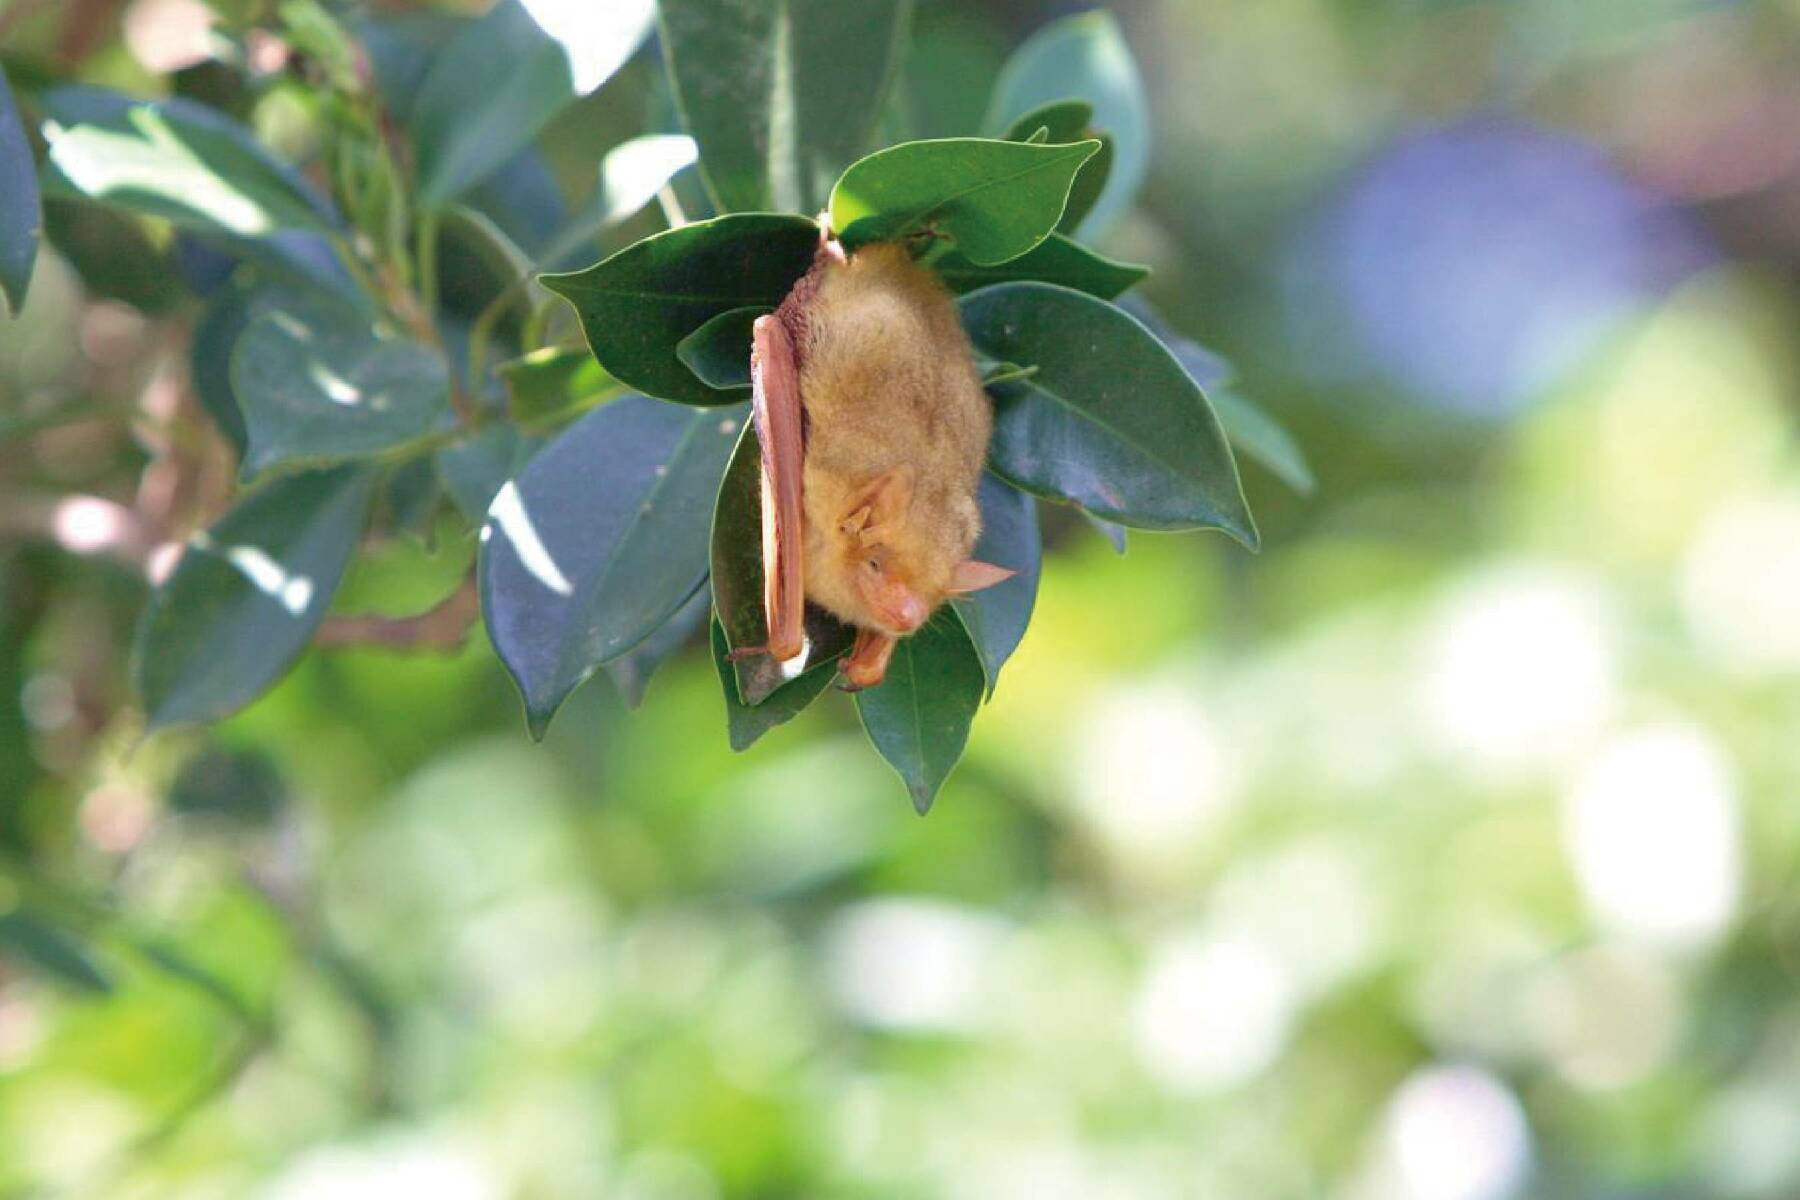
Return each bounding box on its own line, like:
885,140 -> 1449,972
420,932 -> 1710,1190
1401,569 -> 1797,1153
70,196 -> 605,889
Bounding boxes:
733,228 -> 1014,691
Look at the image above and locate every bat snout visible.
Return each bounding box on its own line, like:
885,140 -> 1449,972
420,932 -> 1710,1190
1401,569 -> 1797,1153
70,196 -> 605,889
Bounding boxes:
877,588 -> 929,634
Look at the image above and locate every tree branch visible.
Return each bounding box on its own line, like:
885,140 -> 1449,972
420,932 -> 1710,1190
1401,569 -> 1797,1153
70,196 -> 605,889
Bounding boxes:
314,570 -> 480,651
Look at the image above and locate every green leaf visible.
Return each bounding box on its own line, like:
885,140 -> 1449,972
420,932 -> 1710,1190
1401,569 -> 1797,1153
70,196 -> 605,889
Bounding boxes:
1118,295 -> 1314,495
659,0 -> 912,214
675,306 -> 767,392
0,911 -> 112,994
436,422 -> 539,523
1002,99 -> 1094,144
232,292 -> 454,477
411,0 -> 653,207
40,86 -> 340,238
480,395 -> 746,737
829,137 -> 1099,265
854,611 -> 985,813
606,587 -> 708,709
951,474 -> 1041,697
134,467 -> 377,730
498,345 -> 620,429
711,423 -> 855,705
1084,511 -> 1128,554
0,65 -> 41,317
960,282 -> 1256,544
540,213 -> 818,406
709,618 -> 838,751
932,232 -> 1145,300
984,10 -> 1149,238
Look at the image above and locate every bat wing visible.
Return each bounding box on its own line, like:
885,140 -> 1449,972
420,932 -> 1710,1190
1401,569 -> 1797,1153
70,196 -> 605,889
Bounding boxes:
751,314 -> 806,662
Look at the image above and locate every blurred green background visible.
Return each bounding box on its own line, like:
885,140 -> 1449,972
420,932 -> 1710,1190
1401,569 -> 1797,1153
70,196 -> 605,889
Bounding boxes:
6,0 -> 1800,1196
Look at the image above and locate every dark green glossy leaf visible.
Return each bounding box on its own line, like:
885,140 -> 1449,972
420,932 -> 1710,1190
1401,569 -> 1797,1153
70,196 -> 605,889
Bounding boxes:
40,86 -> 340,237
960,282 -> 1255,544
411,0 -> 653,207
436,423 -> 539,523
951,474 -> 1041,697
541,213 -> 817,406
1058,133 -> 1112,235
984,10 -> 1149,238
854,611 -> 985,814
0,65 -> 40,316
711,423 -> 855,705
42,200 -> 186,314
932,232 -> 1145,300
606,587 -> 708,709
481,396 -> 746,737
830,137 -> 1099,265
710,618 -> 838,751
675,306 -> 767,392
659,0 -> 912,213
134,467 -> 376,730
498,346 -> 620,429
0,911 -> 111,994
232,292 -> 454,477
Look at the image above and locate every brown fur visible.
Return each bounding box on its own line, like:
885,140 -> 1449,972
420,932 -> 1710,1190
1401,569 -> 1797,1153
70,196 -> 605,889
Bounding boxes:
776,242 -> 991,637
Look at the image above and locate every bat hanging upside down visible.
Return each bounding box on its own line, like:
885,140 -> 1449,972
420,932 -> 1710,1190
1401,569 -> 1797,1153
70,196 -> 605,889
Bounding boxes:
732,227 -> 1015,691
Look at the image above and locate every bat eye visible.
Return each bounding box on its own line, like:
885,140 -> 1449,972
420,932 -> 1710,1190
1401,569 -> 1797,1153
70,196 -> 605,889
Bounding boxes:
865,558 -> 881,574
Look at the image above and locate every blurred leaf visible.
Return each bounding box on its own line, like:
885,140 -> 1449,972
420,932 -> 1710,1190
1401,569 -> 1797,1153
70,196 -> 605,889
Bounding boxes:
984,10 -> 1149,238
480,395 -> 746,737
380,457 -> 442,540
830,137 -> 1098,265
545,134 -> 698,266
606,586 -> 708,708
441,204 -> 534,293
168,745 -> 287,826
932,232 -> 1145,299
951,474 -> 1042,697
711,423 -> 855,705
357,10 -> 466,122
232,292 -> 454,477
854,611 -> 985,813
960,282 -> 1255,544
659,0 -> 911,213
40,86 -> 340,237
1083,510 -> 1128,554
675,305 -> 766,392
1000,98 -> 1114,234
411,0 -> 653,208
499,346 -> 620,429
883,10 -> 1005,143
0,65 -> 40,316
437,422 -> 538,523
0,911 -> 111,994
465,147 -> 567,259
541,213 -> 817,406
134,467 -> 376,730
710,618 -> 838,751
1209,388 -> 1315,495
1119,295 -> 1313,494
41,200 -> 187,314
191,285 -> 252,453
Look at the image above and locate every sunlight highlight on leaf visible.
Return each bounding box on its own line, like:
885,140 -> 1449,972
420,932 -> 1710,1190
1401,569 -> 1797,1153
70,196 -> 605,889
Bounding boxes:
484,480 -> 574,597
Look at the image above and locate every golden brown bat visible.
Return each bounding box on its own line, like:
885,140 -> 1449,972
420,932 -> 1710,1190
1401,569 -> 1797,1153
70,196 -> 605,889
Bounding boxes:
734,229 -> 1014,690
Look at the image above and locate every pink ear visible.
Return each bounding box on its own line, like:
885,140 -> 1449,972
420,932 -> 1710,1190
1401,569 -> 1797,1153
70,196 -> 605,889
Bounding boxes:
949,560 -> 1015,594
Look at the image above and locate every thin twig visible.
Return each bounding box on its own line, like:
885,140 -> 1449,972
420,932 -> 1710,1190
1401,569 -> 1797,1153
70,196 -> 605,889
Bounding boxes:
314,568 -> 479,651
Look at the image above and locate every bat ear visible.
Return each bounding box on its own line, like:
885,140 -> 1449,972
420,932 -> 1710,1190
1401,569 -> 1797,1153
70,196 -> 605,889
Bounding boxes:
846,466 -> 915,528
948,559 -> 1015,594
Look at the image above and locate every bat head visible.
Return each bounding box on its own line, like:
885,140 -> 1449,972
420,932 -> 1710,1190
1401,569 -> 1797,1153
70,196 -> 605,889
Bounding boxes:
822,467 -> 1014,637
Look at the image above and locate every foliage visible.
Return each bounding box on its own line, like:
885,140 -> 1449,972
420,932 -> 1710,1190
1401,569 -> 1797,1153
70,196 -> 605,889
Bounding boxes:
1,0 -> 1305,809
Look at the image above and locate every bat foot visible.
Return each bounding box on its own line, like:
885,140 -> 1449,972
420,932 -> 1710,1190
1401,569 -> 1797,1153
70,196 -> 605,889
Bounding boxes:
726,641 -> 804,665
